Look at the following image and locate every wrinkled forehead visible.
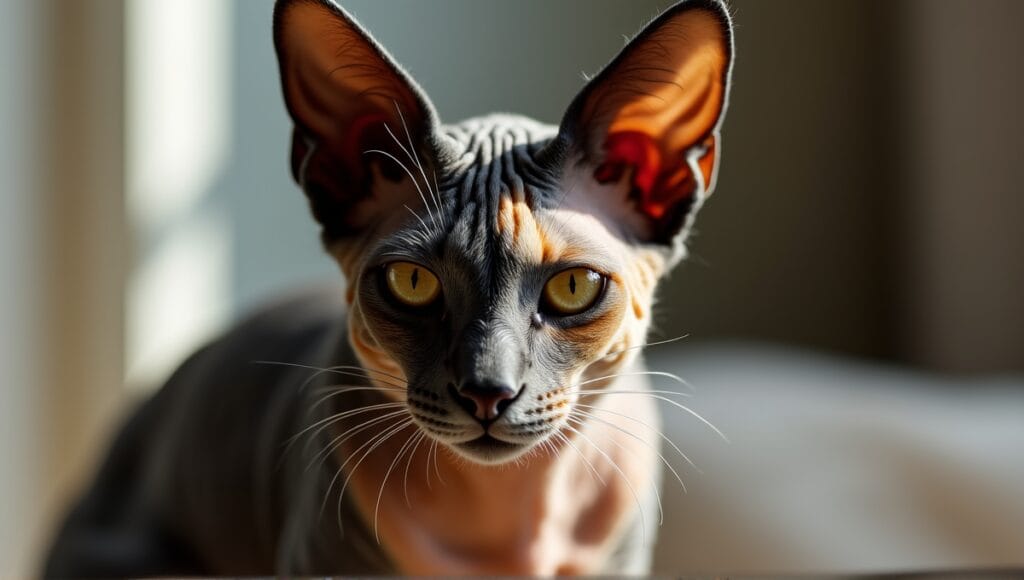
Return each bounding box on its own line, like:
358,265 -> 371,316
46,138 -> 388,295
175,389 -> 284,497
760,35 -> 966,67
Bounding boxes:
439,192 -> 623,272
440,118 -> 624,260
370,116 -> 630,278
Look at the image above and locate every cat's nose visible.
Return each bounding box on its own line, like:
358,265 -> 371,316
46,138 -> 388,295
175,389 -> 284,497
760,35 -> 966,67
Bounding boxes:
452,381 -> 520,424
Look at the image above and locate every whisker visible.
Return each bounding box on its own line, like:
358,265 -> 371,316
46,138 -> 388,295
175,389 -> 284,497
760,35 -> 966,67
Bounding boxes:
562,421 -> 649,546
309,385 -> 406,412
576,370 -> 694,392
553,430 -> 605,486
383,116 -> 443,226
319,364 -> 409,386
252,360 -> 408,388
318,415 -> 409,523
394,102 -> 444,227
600,333 -> 690,359
581,393 -> 724,442
573,407 -> 689,494
307,408 -> 410,472
403,204 -> 432,234
287,401 -> 405,450
568,415 -> 666,526
373,427 -> 423,543
432,168 -> 444,222
364,148 -> 437,230
431,439 -> 446,486
576,388 -> 692,399
337,420 -> 416,533
424,438 -> 434,491
576,402 -> 701,474
402,431 -> 427,508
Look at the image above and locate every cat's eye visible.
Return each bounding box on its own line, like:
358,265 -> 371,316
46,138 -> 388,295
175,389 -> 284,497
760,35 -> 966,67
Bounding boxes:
542,267 -> 605,316
385,262 -> 441,307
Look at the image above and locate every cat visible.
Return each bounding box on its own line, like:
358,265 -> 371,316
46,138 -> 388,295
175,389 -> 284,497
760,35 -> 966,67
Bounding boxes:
43,0 -> 733,575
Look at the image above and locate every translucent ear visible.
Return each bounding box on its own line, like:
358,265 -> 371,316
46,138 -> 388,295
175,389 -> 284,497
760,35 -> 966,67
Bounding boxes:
274,0 -> 442,239
555,0 -> 733,244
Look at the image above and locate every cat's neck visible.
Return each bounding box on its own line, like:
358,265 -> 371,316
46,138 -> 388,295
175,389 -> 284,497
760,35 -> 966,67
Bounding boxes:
328,387 -> 656,575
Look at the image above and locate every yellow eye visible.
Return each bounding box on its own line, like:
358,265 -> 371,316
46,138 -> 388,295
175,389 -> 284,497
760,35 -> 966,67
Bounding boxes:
385,262 -> 441,307
542,267 -> 604,315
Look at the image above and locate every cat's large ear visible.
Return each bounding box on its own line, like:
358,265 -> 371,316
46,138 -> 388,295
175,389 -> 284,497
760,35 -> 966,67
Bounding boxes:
273,0 -> 443,240
551,0 -> 733,247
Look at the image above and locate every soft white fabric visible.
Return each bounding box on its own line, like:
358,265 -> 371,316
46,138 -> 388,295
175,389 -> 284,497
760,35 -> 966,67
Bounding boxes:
644,343 -> 1024,575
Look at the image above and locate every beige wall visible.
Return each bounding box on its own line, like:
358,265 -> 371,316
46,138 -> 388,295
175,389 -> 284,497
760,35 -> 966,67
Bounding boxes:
663,0 -> 1024,372
0,1 -> 129,576
900,0 -> 1024,372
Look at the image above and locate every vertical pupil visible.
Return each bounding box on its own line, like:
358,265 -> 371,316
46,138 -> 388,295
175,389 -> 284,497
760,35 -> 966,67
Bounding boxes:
568,273 -> 576,294
411,268 -> 419,290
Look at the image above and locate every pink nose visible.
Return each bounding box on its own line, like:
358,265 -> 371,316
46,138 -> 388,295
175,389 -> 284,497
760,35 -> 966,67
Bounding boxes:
454,382 -> 519,423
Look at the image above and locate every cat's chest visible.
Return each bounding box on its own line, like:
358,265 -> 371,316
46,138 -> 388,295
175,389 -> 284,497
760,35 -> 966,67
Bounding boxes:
343,395 -> 659,575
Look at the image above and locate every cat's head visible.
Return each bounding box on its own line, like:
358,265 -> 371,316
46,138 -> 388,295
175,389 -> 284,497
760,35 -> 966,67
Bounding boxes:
274,0 -> 733,464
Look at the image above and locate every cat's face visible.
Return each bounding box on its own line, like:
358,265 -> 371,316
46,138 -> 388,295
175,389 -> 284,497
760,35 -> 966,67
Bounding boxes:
274,0 -> 732,464
341,136 -> 668,463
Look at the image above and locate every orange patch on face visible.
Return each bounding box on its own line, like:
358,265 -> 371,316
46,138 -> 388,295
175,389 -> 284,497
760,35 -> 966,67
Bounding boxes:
497,196 -> 515,236
348,309 -> 407,392
556,289 -> 627,362
497,196 -> 550,261
631,297 -> 644,319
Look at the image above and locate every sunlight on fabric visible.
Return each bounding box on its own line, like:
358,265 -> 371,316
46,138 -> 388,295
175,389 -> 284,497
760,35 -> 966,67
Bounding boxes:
125,0 -> 233,389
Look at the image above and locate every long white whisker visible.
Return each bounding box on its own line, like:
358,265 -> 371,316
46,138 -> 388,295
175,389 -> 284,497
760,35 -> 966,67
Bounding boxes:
576,371 -> 694,392
288,401 -> 404,450
576,402 -> 701,474
562,421 -> 648,546
319,364 -> 409,386
573,408 -> 689,494
307,409 -> 410,472
568,415 -> 665,526
432,439 -> 446,486
318,415 -> 408,522
364,148 -> 437,231
373,427 -> 422,543
575,389 -> 691,398
403,432 -> 427,508
316,374 -> 406,390
383,120 -> 443,223
619,394 -> 728,443
403,204 -> 431,234
253,360 -> 408,388
329,419 -> 414,533
577,393 -> 729,442
424,438 -> 435,491
337,420 -> 416,533
394,102 -> 444,226
432,168 -> 444,222
600,333 -> 690,359
309,386 -> 406,412
553,430 -> 605,486
569,416 -> 663,528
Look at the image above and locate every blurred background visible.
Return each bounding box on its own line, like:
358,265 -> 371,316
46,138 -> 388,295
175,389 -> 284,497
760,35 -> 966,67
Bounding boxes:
2,0 -> 1022,576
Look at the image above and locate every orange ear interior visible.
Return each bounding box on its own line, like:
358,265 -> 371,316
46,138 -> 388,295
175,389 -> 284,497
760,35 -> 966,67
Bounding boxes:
276,0 -> 426,184
584,7 -> 730,223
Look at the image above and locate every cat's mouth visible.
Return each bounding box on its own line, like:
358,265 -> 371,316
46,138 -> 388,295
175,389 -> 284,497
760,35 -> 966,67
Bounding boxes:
452,433 -> 526,464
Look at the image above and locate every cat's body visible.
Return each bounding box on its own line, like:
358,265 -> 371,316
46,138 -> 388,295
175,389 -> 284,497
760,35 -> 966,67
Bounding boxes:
44,1 -> 732,575
44,286 -> 658,575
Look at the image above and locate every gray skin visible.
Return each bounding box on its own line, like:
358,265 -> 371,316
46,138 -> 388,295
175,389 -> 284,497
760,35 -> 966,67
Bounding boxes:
40,288 -> 657,575
42,0 -> 732,575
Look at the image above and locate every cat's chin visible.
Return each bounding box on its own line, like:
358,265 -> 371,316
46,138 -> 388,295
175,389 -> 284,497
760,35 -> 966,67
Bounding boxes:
450,434 -> 532,465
